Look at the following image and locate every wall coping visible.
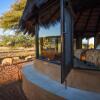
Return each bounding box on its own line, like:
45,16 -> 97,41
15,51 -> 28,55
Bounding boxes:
22,62 -> 100,100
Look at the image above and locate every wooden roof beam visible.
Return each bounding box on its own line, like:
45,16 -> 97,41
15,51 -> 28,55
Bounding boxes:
84,8 -> 93,34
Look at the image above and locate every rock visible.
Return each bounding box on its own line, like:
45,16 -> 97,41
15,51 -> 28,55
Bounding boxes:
25,56 -> 33,61
2,58 -> 13,66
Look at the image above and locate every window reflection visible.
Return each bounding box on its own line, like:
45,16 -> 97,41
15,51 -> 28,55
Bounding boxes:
39,22 -> 61,64
74,36 -> 100,70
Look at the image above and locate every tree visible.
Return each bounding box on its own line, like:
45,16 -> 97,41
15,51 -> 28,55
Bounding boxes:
0,0 -> 26,30
0,0 -> 35,48
0,34 -> 35,48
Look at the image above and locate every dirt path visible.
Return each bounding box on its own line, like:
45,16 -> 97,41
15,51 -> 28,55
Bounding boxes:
0,81 -> 27,100
0,62 -> 30,100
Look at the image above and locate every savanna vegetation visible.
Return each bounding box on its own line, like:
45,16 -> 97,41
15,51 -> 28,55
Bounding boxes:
0,0 -> 35,48
0,1 -> 33,99
0,34 -> 35,48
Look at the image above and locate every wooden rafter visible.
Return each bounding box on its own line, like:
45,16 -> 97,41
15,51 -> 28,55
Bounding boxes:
95,9 -> 100,33
84,8 -> 93,33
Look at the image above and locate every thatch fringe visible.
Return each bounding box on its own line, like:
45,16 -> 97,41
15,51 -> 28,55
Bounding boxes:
19,0 -> 100,37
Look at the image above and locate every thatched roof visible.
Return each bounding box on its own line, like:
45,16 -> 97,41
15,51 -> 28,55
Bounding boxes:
75,6 -> 100,38
19,0 -> 60,36
19,0 -> 100,37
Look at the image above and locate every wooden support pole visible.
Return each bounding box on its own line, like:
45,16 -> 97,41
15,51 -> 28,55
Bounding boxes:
56,37 -> 58,53
40,38 -> 43,55
76,36 -> 82,49
35,25 -> 39,59
94,35 -> 100,49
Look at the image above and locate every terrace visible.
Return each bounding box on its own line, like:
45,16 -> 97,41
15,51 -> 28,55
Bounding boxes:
19,0 -> 100,100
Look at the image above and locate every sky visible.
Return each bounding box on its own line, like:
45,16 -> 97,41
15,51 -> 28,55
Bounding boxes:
0,0 -> 15,16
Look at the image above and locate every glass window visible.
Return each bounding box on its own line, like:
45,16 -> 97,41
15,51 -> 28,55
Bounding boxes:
38,22 -> 61,64
82,37 -> 94,49
74,35 -> 100,70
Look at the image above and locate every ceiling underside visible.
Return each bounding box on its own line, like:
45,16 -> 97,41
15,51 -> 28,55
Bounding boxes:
19,0 -> 100,37
75,7 -> 100,38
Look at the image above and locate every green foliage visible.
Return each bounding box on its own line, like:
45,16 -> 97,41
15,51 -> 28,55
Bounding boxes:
0,34 -> 35,48
0,0 -> 35,48
0,0 -> 26,30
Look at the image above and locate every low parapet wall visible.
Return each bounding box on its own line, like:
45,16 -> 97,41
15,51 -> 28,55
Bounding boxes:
22,63 -> 64,100
33,59 -> 100,92
21,63 -> 100,100
33,59 -> 61,82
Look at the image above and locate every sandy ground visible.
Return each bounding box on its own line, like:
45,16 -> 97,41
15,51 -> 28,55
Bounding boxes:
0,81 -> 27,100
0,62 -> 30,100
